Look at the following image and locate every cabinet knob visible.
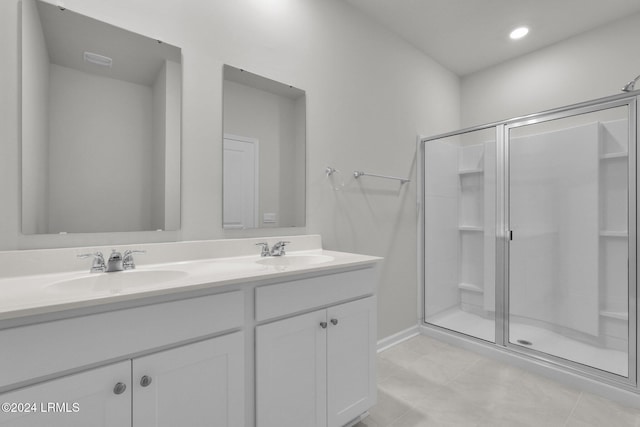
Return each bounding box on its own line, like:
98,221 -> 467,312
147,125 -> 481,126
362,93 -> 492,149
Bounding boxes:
113,382 -> 127,395
140,375 -> 153,387
320,322 -> 328,329
330,318 -> 339,326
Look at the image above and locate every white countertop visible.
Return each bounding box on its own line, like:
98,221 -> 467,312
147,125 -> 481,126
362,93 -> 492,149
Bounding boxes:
0,249 -> 381,321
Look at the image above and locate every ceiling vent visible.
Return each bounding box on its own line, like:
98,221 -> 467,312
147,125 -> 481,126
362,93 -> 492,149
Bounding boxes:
83,51 -> 112,68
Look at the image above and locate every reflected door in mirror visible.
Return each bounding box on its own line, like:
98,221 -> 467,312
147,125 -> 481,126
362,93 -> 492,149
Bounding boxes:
223,135 -> 259,229
222,65 -> 306,229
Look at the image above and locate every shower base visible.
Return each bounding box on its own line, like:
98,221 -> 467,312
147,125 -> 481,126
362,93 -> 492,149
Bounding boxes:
427,308 -> 627,377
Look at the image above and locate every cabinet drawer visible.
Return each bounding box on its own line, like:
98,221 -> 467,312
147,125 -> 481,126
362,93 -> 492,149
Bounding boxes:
255,267 -> 375,322
0,291 -> 243,389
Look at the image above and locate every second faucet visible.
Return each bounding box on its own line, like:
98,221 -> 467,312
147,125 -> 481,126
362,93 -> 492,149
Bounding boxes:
78,249 -> 146,273
256,241 -> 290,257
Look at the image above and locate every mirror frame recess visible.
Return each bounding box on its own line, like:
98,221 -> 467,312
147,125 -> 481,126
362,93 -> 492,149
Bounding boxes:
222,64 -> 306,230
20,0 -> 182,235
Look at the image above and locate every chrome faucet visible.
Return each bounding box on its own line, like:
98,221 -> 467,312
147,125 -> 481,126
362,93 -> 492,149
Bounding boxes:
79,249 -> 145,273
256,241 -> 290,257
270,241 -> 290,257
123,250 -> 146,270
107,249 -> 124,272
77,252 -> 106,273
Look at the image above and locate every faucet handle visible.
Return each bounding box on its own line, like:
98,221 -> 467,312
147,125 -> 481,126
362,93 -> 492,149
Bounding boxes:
78,252 -> 106,273
124,249 -> 146,256
256,242 -> 270,257
271,241 -> 290,256
123,250 -> 146,270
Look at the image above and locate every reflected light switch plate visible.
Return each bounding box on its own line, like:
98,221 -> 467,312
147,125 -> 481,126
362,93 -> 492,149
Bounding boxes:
263,213 -> 277,224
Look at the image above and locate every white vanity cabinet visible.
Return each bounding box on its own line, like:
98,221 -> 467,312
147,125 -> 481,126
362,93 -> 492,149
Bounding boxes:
326,297 -> 376,427
255,268 -> 377,427
256,309 -> 329,427
0,333 -> 244,427
0,246 -> 380,427
0,360 -> 131,427
0,291 -> 245,427
133,332 -> 244,427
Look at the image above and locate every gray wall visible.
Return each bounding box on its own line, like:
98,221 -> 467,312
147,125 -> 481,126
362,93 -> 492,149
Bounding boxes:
461,13 -> 640,127
21,0 -> 50,235
47,64 -> 154,233
163,60 -> 181,232
150,59 -> 181,232
1,0 -> 461,340
151,61 -> 168,231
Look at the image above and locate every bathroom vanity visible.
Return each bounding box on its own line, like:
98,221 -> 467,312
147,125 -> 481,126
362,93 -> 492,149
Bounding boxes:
0,235 -> 380,427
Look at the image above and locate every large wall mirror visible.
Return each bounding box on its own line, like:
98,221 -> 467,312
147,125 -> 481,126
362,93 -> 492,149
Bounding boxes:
21,0 -> 182,234
222,65 -> 306,229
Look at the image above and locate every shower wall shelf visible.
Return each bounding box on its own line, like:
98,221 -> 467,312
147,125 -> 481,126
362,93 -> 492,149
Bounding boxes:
458,282 -> 483,293
455,141 -> 488,319
353,170 -> 410,184
459,226 -> 483,232
458,168 -> 483,175
599,310 -> 629,321
601,152 -> 628,160
598,119 -> 629,349
599,230 -> 628,237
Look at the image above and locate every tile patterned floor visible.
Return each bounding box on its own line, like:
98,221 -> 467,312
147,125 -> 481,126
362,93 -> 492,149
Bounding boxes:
356,335 -> 640,427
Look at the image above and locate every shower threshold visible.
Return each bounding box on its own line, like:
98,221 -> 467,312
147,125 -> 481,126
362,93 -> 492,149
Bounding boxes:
426,308 -> 627,377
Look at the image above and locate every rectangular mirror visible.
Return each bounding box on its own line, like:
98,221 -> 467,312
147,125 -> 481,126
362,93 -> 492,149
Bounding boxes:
222,65 -> 306,229
21,0 -> 181,234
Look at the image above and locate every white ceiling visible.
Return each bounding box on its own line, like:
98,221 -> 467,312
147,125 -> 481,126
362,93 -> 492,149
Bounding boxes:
344,0 -> 640,76
37,0 -> 180,86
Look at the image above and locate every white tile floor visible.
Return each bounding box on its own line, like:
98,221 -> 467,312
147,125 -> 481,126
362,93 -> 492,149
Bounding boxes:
356,335 -> 640,427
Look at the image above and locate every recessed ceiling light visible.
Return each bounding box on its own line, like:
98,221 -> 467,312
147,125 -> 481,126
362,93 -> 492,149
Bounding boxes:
509,26 -> 529,40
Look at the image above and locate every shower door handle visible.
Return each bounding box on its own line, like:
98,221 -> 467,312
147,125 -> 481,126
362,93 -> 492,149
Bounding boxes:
509,230 -> 513,241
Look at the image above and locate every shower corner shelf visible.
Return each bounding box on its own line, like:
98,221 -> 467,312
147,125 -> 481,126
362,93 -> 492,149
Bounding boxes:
599,310 -> 628,321
599,230 -> 628,238
458,282 -> 483,294
459,225 -> 483,232
458,168 -> 483,175
600,152 -> 628,160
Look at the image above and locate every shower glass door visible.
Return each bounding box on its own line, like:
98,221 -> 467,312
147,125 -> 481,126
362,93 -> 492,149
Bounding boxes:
423,127 -> 497,342
506,103 -> 634,378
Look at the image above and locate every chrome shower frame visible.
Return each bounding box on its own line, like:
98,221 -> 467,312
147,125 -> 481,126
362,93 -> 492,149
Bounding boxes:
417,90 -> 639,392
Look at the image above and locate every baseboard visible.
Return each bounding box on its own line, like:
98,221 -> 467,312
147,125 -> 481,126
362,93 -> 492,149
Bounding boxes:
377,324 -> 420,353
344,411 -> 369,427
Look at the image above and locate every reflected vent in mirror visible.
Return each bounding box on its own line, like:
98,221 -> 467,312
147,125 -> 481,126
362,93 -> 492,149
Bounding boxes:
83,51 -> 112,68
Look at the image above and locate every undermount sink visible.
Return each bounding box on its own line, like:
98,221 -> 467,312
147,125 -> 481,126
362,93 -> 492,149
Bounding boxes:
256,254 -> 335,267
47,270 -> 189,295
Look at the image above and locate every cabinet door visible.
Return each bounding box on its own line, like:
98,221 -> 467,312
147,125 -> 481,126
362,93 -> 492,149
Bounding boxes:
327,297 -> 377,427
0,361 -> 131,427
256,309 -> 327,427
133,332 -> 244,427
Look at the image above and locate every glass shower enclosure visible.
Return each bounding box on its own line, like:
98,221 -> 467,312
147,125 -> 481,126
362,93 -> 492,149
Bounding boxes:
420,94 -> 637,384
